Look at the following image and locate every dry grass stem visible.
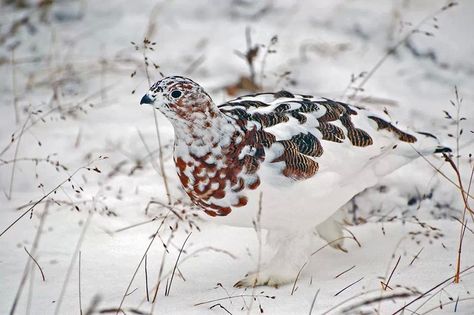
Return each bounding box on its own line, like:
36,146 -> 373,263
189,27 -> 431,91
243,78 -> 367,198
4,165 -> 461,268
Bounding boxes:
334,277 -> 364,297
164,232 -> 192,296
0,156 -> 105,238
382,255 -> 401,290
23,247 -> 45,281
391,265 -> 474,314
54,213 -> 93,315
116,211 -> 171,315
9,206 -> 48,315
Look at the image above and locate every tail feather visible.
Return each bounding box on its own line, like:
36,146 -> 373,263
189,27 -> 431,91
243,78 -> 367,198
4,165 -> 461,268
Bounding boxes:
416,131 -> 451,155
434,146 -> 452,154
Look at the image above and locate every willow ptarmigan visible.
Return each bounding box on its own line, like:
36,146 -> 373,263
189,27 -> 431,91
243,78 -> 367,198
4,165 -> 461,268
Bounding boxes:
140,76 -> 448,287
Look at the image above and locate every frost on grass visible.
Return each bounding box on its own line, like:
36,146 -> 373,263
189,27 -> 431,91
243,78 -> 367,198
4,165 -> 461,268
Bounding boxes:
0,0 -> 473,314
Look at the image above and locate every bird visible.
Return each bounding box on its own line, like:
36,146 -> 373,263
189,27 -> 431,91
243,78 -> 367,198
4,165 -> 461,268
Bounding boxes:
140,76 -> 449,288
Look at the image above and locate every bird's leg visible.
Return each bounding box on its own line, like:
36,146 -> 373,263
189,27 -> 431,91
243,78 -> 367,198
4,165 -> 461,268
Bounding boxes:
315,211 -> 347,252
234,229 -> 313,288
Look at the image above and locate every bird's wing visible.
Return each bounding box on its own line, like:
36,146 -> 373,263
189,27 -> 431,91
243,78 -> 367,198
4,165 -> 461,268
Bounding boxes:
218,91 -> 441,182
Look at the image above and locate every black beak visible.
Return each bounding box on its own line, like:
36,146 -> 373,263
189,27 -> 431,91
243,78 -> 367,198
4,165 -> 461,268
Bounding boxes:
140,94 -> 154,105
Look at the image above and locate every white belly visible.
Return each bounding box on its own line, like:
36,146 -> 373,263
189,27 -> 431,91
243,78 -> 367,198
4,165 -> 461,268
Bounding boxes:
210,163 -> 378,231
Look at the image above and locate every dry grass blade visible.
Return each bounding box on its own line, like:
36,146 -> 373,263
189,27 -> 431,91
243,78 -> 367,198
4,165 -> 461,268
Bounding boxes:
342,292 -> 412,313
152,108 -> 172,205
23,247 -> 45,281
145,255 -> 150,302
291,262 -> 307,295
115,211 -> 170,315
419,297 -> 474,314
79,251 -> 83,315
440,154 -> 474,283
382,255 -> 401,290
409,145 -> 474,201
6,112 -> 31,200
442,153 -> 473,215
391,265 -> 474,314
334,265 -> 356,279
194,294 -> 275,307
9,206 -> 48,315
409,247 -> 424,266
209,303 -> 232,315
351,2 -> 458,97
113,217 -> 159,234
308,288 -> 320,315
54,213 -> 93,315
320,289 -> 382,315
0,157 -> 103,238
165,232 -> 192,296
334,277 -> 364,297
292,235 -> 361,297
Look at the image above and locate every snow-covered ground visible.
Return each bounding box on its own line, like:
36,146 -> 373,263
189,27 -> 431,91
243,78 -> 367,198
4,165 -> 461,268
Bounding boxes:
1,0 -> 473,314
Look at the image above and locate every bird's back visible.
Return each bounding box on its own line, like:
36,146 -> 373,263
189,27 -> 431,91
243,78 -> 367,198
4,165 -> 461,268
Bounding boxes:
213,91 -> 443,229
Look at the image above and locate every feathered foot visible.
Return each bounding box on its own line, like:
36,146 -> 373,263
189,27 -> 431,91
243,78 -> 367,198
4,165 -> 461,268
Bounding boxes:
233,229 -> 313,288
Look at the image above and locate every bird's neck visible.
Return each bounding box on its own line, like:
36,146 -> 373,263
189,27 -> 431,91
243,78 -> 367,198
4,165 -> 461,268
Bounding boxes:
173,110 -> 244,160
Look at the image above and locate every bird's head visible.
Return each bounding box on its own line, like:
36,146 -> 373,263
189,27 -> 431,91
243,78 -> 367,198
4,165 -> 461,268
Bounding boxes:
140,76 -> 215,123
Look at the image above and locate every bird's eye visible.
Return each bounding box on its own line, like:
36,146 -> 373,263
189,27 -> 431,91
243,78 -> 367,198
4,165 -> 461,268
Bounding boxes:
170,90 -> 182,98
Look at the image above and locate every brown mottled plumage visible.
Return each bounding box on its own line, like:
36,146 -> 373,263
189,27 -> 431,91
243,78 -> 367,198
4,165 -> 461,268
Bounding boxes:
140,76 -> 448,288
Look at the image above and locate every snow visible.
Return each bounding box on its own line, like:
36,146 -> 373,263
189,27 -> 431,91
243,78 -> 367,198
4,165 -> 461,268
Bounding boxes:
0,0 -> 473,314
